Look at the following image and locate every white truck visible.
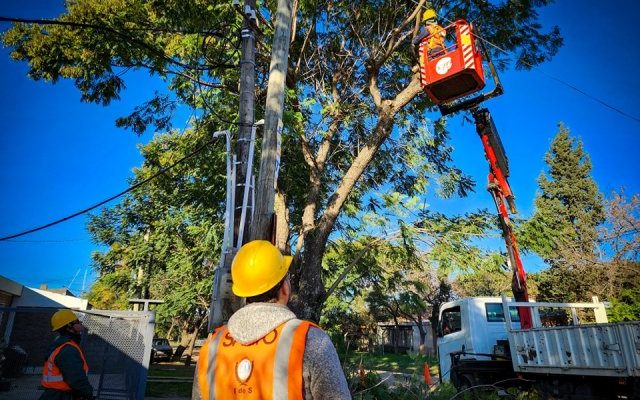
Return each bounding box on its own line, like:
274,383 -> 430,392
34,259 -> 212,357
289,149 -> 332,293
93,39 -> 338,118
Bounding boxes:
437,295 -> 640,399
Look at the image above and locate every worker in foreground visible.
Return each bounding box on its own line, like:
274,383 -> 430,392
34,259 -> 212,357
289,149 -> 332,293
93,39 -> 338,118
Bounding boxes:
40,309 -> 94,400
413,9 -> 447,57
193,240 -> 351,399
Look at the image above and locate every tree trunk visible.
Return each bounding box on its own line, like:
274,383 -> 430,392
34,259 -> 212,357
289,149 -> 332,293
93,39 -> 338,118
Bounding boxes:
416,319 -> 427,355
288,77 -> 421,322
289,229 -> 328,321
429,307 -> 439,354
274,191 -> 290,250
174,323 -> 196,362
166,318 -> 177,341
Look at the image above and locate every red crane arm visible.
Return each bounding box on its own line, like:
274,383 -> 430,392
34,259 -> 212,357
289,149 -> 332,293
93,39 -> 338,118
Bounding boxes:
473,108 -> 533,330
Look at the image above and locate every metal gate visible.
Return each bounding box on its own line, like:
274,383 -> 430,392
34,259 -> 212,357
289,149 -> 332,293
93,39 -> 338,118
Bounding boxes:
0,307 -> 155,400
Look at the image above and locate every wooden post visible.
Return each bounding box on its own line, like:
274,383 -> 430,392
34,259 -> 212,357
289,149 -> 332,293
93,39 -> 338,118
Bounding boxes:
250,0 -> 294,242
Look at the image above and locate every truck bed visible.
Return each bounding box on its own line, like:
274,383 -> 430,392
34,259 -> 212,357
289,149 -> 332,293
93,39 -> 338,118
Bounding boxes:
508,321 -> 640,377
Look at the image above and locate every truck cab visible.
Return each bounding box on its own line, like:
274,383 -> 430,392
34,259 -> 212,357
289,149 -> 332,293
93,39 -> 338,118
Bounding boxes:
437,297 -> 519,382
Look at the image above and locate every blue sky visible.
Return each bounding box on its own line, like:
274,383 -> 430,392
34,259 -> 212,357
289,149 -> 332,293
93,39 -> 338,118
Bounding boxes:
0,1 -> 638,294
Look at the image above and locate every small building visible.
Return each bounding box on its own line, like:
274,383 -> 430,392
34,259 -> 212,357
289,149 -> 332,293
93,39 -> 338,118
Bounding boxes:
0,276 -> 90,368
378,321 -> 434,354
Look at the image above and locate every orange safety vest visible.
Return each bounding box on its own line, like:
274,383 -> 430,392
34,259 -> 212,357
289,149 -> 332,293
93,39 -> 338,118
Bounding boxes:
426,23 -> 446,51
41,340 -> 89,391
197,319 -> 316,400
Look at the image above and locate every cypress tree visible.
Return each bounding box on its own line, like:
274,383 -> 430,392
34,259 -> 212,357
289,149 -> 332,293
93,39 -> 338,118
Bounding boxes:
522,124 -> 605,301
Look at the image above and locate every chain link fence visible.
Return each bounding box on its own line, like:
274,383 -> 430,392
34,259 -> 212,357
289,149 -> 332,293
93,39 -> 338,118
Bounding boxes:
0,307 -> 155,400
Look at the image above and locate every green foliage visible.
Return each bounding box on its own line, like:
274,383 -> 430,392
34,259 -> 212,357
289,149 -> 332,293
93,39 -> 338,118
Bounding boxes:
521,124 -> 605,260
521,124 -> 605,302
85,126 -> 226,335
2,0 -> 240,109
453,265 -> 511,297
417,210 -> 500,275
608,285 -> 640,322
341,351 -> 436,400
85,270 -> 131,309
322,209 -> 503,354
341,351 -> 437,375
3,0 -> 563,321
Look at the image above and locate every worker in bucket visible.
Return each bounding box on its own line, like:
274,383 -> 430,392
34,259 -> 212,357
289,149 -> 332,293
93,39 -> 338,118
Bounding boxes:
413,8 -> 447,57
193,240 -> 351,399
40,309 -> 94,400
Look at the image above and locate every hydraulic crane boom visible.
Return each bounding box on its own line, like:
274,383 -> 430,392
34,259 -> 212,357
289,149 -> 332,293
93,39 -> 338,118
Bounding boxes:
472,108 -> 533,329
418,20 -> 532,329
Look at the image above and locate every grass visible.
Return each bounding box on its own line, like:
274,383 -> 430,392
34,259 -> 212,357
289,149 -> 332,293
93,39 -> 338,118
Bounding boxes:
341,350 -> 439,375
143,351 -> 441,398
145,381 -> 192,397
148,364 -> 196,378
145,363 -> 195,398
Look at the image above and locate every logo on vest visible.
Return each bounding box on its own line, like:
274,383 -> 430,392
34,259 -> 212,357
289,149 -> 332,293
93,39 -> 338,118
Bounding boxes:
435,57 -> 452,75
235,358 -> 253,384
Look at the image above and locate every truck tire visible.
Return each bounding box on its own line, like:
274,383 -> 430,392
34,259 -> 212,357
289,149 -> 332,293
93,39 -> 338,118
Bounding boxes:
451,371 -> 474,391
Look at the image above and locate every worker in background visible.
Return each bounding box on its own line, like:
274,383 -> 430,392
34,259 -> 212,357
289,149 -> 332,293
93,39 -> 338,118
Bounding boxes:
41,309 -> 94,400
193,240 -> 351,400
413,9 -> 447,57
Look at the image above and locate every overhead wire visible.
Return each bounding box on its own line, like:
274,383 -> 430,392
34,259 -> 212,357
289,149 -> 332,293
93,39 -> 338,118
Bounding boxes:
1,238 -> 89,243
0,136 -> 219,242
0,16 -> 225,36
434,15 -> 640,124
0,11 -> 247,242
0,16 -> 236,73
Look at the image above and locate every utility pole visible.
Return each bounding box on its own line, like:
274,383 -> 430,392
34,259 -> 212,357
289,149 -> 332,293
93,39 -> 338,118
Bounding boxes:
208,0 -> 258,331
250,0 -> 294,242
235,0 -> 258,242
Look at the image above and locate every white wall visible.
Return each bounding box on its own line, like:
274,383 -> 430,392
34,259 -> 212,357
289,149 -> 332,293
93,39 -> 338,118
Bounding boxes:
11,287 -> 89,310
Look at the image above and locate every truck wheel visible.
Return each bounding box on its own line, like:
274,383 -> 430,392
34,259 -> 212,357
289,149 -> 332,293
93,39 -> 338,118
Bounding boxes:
453,374 -> 474,390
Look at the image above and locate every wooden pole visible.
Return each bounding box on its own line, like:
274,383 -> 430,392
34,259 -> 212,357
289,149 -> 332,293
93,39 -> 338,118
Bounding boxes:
251,0 -> 294,242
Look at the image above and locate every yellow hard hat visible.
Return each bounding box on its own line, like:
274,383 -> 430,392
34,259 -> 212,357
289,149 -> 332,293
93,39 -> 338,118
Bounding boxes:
51,309 -> 78,331
423,9 -> 437,21
231,240 -> 293,297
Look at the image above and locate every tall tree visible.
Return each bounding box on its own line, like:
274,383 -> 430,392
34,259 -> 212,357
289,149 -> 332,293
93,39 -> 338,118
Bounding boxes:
521,124 -> 605,301
85,127 -> 226,352
282,0 -> 561,320
322,210 -> 498,353
3,0 -> 562,321
597,191 -> 640,321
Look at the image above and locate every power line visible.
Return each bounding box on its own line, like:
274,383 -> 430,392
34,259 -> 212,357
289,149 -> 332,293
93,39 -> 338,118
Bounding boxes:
0,16 -> 234,73
0,16 -> 225,36
0,238 -> 88,243
436,15 -> 640,124
0,137 -> 217,242
476,34 -> 640,124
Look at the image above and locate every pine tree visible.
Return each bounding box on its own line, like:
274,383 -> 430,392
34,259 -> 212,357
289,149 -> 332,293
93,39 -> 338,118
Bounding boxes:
522,124 -> 605,301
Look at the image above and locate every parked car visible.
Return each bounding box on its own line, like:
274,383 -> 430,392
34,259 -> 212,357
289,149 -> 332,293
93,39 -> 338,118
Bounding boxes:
151,338 -> 173,363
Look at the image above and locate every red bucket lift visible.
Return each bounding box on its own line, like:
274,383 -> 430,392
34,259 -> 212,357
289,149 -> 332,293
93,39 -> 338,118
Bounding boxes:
418,19 -> 502,115
417,19 -> 532,327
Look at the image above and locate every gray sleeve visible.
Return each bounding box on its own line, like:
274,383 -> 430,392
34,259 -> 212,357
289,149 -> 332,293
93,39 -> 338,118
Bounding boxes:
191,373 -> 202,400
303,327 -> 352,400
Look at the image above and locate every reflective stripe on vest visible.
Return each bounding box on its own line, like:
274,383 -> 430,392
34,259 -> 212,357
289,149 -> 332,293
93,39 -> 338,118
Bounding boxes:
197,319 -> 315,400
41,340 -> 89,391
426,24 -> 446,51
197,327 -> 226,400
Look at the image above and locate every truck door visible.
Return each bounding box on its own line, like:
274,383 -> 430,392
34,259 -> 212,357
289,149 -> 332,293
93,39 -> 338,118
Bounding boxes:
437,305 -> 465,382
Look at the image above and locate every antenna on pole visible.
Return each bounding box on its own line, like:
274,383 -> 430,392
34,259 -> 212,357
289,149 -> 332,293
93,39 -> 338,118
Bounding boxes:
81,266 -> 88,294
